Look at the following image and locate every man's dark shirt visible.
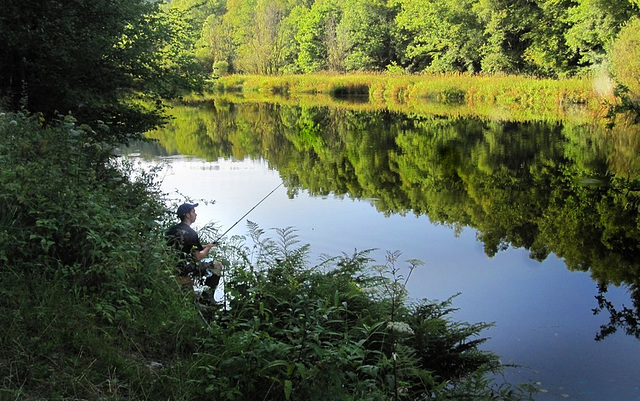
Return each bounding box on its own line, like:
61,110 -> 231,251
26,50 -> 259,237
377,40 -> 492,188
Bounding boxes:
166,222 -> 203,273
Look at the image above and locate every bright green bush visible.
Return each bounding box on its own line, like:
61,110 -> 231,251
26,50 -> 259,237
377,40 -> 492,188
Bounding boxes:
610,17 -> 640,101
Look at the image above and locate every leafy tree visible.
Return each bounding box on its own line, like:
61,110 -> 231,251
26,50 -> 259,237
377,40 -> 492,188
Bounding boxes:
522,0 -> 579,77
198,14 -> 237,73
165,0 -> 640,76
275,4 -> 308,74
339,0 -> 395,71
0,0 -> 200,141
565,0 -> 638,68
610,17 -> 640,102
166,0 -> 227,74
168,0 -> 226,26
393,0 -> 484,73
474,0 -> 541,74
295,0 -> 342,72
155,7 -> 209,96
236,0 -> 290,74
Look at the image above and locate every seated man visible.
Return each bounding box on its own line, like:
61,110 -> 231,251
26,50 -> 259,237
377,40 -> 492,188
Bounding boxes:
166,202 -> 222,304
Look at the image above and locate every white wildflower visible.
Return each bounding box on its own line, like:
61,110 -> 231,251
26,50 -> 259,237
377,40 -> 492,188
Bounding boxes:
387,321 -> 415,335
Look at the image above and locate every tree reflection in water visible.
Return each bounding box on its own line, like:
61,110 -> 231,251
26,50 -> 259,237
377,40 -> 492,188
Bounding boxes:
146,99 -> 640,340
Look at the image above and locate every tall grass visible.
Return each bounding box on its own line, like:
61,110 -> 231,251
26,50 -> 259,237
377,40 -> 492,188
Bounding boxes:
205,73 -> 610,123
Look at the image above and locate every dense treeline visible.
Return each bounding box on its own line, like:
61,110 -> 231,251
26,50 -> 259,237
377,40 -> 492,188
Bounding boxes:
2,0 -> 638,136
0,0 -> 204,140
170,0 -> 639,77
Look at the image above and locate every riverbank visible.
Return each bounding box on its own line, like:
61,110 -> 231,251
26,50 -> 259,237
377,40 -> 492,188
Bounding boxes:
197,73 -> 613,123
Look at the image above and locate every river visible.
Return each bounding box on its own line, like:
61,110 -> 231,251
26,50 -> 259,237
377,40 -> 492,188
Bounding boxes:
128,98 -> 640,401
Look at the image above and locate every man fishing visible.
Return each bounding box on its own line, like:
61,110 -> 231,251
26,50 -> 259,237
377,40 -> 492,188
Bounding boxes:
166,202 -> 222,305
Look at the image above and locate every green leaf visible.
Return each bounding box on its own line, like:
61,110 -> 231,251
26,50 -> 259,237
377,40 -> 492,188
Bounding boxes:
284,379 -> 293,400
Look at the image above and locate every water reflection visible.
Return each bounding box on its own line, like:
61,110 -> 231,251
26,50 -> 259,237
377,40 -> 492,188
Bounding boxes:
145,100 -> 640,340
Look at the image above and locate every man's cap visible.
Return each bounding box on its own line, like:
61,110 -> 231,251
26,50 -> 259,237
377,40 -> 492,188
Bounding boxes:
177,202 -> 198,218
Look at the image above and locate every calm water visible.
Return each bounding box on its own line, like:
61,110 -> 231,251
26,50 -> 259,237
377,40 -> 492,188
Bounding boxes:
130,99 -> 640,400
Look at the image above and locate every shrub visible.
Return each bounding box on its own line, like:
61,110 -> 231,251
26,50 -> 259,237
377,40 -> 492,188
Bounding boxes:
610,17 -> 640,101
0,112 -> 202,399
184,223 -> 536,400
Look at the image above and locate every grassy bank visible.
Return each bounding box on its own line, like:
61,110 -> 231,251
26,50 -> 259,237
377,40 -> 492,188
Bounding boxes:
203,73 -> 611,123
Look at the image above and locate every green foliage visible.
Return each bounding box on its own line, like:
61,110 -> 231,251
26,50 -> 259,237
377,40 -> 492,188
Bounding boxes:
214,60 -> 231,76
295,0 -> 341,72
564,0 -> 637,67
393,0 -> 484,73
179,224 -> 531,400
339,0 -> 395,71
610,17 -> 640,102
0,112 -> 204,399
0,0 -> 205,141
522,0 -> 578,77
475,0 -> 540,74
177,0 -> 640,76
234,0 -> 291,74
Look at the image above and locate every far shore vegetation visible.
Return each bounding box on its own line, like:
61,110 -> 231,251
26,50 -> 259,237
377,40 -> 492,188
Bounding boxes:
194,72 -> 613,123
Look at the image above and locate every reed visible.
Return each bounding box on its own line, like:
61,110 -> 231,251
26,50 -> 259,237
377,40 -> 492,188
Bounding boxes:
200,72 -> 607,123
212,73 -> 600,102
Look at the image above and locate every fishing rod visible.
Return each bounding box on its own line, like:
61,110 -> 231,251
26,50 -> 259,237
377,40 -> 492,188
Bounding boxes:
213,181 -> 284,243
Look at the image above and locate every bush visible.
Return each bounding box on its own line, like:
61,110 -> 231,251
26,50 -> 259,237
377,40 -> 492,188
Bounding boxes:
610,17 -> 640,101
0,112 -> 202,399
213,60 -> 230,77
183,224 -> 536,400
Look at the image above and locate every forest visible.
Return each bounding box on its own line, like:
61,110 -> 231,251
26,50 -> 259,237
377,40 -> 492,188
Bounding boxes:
171,0 -> 640,78
2,0 -> 639,134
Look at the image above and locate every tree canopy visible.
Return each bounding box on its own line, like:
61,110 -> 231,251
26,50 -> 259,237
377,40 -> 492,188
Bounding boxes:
173,0 -> 639,77
0,0 -> 204,140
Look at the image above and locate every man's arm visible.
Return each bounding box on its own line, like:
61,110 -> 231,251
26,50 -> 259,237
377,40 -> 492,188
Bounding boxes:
193,242 -> 215,261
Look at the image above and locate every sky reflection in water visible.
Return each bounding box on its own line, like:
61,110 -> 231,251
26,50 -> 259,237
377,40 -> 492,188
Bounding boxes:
154,155 -> 640,401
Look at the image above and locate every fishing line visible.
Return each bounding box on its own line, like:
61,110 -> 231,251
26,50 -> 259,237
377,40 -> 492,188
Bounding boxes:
214,181 -> 284,243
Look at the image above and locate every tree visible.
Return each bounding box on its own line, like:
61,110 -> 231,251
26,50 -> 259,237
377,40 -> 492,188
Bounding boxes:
475,0 -> 541,74
168,0 -> 226,27
565,0 -> 638,68
610,17 -> 640,101
236,0 -> 289,74
338,0 -> 395,71
522,0 -> 578,77
198,14 -> 236,73
166,0 -> 227,74
393,0 -> 484,73
0,0 -> 198,141
295,0 -> 342,72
